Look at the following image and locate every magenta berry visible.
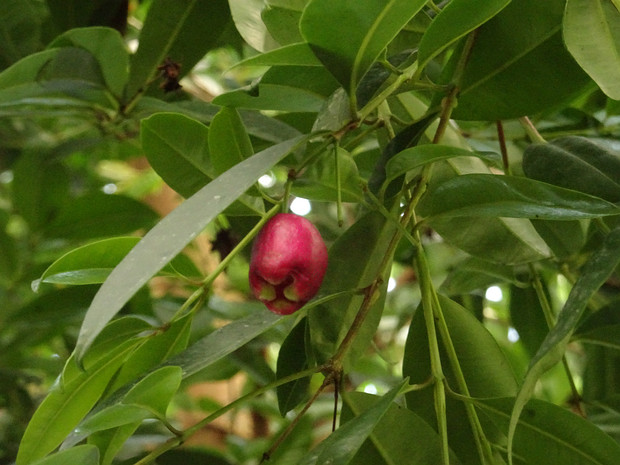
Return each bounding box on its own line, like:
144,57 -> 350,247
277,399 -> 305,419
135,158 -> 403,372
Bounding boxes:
249,213 -> 328,315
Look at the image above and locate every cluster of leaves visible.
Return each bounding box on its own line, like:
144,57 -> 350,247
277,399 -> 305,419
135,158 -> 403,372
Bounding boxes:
1,0 -> 620,464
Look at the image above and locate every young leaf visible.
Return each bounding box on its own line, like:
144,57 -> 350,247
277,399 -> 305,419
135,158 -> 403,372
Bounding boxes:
73,135 -> 304,362
417,0 -> 509,71
29,445 -> 99,465
425,174 -> 620,221
299,379 -> 409,465
564,0 -> 620,100
300,0 -> 426,97
507,227 -> 620,464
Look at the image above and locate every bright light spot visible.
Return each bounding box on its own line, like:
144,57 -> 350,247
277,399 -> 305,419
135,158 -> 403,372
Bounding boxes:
387,277 -> 397,292
508,327 -> 520,343
485,286 -> 503,302
258,173 -> 276,188
363,383 -> 378,395
290,197 -> 311,216
102,183 -> 118,194
0,170 -> 13,184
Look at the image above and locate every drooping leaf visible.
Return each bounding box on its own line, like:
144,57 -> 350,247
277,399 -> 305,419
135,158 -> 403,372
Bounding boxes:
564,0 -> 620,100
228,0 -> 279,52
16,318 -> 149,465
300,0 -> 426,97
299,379 -> 409,465
478,397 -> 620,464
341,392 -> 460,465
507,227 -> 620,464
424,174 -> 620,221
74,135 -> 304,362
523,136 -> 620,203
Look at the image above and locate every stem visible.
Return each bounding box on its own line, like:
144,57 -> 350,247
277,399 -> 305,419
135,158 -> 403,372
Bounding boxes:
334,145 -> 344,227
519,116 -> 546,143
496,120 -> 511,174
530,265 -> 583,409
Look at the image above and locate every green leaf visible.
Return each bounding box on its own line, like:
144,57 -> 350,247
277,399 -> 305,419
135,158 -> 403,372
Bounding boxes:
262,1 -> 305,46
48,27 -> 129,98
78,366 -> 182,434
87,423 -> 140,465
417,0 -> 509,71
163,309 -> 283,379
141,112 -> 213,198
16,320 -> 146,465
309,211 -> 396,368
564,0 -> 620,100
213,65 -> 336,112
341,392 -> 459,465
451,0 -> 592,120
38,237 -> 201,288
0,0 -> 46,69
381,144 -> 498,199
126,0 -> 234,98
44,193 -> 159,240
209,107 -> 255,176
523,136 -> 620,203
299,379 -> 409,465
440,257 -> 518,295
507,227 -> 620,463
229,0 -> 279,52
403,295 -> 517,465
141,112 -> 263,214
292,146 -> 363,202
300,0 -> 426,96
478,397 -> 620,464
29,445 -> 99,465
277,318 -> 312,416
235,42 -> 321,67
425,174 -> 620,220
73,129 -> 301,361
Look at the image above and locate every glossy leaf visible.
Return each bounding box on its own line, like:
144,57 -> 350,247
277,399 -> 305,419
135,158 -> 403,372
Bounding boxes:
262,0 -> 305,46
16,318 -> 148,465
508,227 -> 620,463
299,379 -> 408,465
229,0 -> 279,52
381,144 -> 498,199
309,211 -> 396,368
126,0 -> 233,98
425,174 -> 620,220
523,136 -> 620,203
39,237 -> 201,288
48,27 -> 129,98
417,0 -> 509,71
162,309 -> 283,378
29,445 -> 99,465
564,0 -> 620,99
209,107 -> 254,176
73,135 -> 304,362
403,295 -> 517,465
478,397 -> 620,464
451,0 -> 592,120
341,392 -> 458,465
300,0 -> 426,96
293,146 -> 363,202
235,43 -> 321,68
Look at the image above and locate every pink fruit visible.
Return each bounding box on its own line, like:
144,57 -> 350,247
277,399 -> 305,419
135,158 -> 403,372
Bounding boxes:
249,213 -> 328,315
